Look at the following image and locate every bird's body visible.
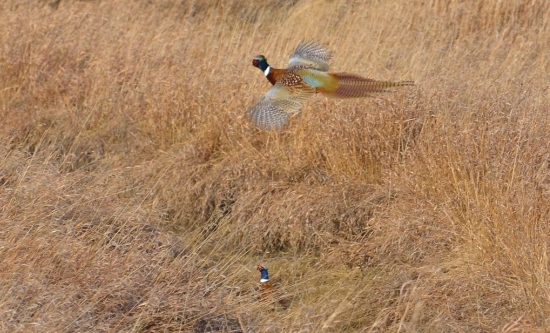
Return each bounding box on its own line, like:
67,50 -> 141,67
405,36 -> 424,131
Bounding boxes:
257,264 -> 275,302
247,40 -> 414,129
256,264 -> 291,309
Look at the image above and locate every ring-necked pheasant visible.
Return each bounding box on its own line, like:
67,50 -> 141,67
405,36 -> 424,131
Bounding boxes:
256,264 -> 291,309
257,264 -> 274,302
246,39 -> 414,130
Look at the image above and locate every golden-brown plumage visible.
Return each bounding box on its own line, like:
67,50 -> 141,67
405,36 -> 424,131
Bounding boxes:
247,40 -> 414,130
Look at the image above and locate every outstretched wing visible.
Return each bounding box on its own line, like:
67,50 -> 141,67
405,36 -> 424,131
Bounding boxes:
288,39 -> 331,71
246,82 -> 315,130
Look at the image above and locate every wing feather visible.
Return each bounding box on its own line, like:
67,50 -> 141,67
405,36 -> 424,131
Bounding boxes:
246,83 -> 315,130
288,40 -> 331,71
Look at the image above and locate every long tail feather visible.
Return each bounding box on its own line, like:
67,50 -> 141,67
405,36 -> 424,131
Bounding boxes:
329,73 -> 414,98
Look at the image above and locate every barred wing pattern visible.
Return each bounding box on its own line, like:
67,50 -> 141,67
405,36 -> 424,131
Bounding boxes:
288,40 -> 331,71
246,82 -> 316,130
247,39 -> 414,130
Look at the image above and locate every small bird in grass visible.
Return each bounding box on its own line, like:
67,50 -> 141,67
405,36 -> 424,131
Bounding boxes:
256,264 -> 292,309
246,39 -> 414,130
257,264 -> 275,303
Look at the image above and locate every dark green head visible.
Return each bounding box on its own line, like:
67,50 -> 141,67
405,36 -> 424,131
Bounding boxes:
257,264 -> 269,282
252,55 -> 270,72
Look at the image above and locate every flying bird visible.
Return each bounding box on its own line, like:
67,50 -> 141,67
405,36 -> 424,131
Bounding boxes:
246,39 -> 414,129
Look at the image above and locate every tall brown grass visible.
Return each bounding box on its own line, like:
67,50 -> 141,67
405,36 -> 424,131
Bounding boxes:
0,0 -> 549,331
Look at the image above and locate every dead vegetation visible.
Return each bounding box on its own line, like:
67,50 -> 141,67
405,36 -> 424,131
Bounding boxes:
0,0 -> 549,332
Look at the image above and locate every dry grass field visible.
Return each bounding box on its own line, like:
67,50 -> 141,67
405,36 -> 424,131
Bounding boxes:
1,0 -> 549,332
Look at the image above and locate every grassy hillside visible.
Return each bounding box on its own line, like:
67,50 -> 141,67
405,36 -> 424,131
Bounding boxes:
1,0 -> 549,331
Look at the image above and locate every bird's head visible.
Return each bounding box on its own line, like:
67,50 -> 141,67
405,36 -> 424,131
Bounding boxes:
257,264 -> 270,282
252,55 -> 269,72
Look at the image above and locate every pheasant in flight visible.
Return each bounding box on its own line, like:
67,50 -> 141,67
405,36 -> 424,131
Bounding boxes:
246,40 -> 414,130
